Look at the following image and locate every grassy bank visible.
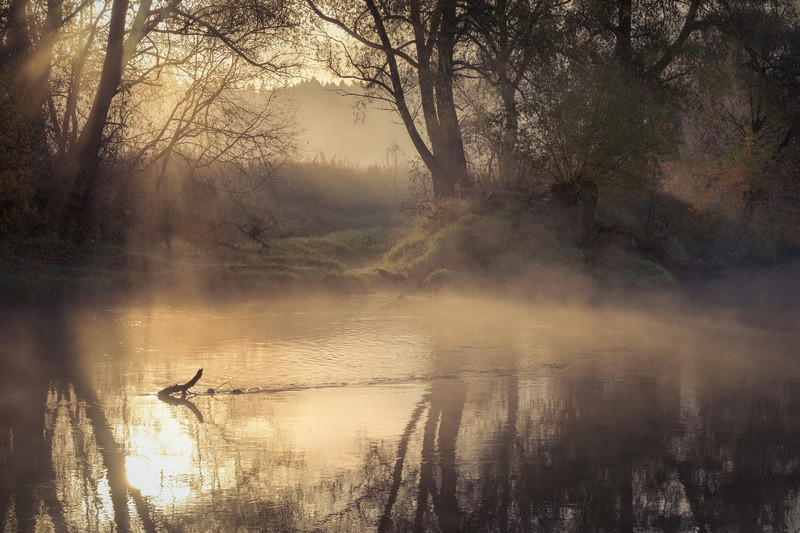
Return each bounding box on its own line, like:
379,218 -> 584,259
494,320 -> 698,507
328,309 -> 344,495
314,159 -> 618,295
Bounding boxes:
0,212 -> 674,305
4,193 -> 794,305
382,200 -> 677,300
0,227 -> 401,304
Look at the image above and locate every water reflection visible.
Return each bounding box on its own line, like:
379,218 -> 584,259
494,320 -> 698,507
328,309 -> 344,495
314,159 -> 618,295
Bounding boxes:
0,298 -> 798,531
156,394 -> 204,422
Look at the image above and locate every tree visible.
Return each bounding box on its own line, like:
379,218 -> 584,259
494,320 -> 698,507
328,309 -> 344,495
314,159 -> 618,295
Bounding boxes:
0,0 -> 70,231
573,0 -> 719,84
496,0 -> 720,235
124,35 -> 297,248
30,0 -> 297,236
666,0 -> 800,255
306,0 -> 472,197
718,0 -> 800,219
522,62 -> 678,235
463,0 -> 563,186
60,0 -> 135,231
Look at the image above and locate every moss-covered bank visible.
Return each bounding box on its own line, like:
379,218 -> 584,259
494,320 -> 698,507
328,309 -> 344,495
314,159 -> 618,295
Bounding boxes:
3,197 -> 793,305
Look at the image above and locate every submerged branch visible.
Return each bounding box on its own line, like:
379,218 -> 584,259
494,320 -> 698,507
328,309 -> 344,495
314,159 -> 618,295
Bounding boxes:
158,368 -> 203,399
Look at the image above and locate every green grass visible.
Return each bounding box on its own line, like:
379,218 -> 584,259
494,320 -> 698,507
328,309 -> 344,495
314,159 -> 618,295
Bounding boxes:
0,213 -> 695,304
0,228 -> 396,303
595,245 -> 676,289
385,209 -> 584,286
325,227 -> 402,255
383,206 -> 681,295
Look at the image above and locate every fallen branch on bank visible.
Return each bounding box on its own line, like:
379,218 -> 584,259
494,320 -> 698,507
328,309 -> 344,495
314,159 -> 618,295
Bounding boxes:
157,368 -> 203,399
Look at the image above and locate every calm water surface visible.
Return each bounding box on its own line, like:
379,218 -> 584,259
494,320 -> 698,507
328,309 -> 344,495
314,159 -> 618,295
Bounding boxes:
0,296 -> 798,532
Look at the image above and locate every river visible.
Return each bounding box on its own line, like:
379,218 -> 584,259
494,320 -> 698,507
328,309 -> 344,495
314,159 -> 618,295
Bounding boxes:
0,295 -> 798,531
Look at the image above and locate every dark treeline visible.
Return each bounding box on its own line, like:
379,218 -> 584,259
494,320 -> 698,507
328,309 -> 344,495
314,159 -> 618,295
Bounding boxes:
1,0 -> 799,281
1,0 -> 299,244
306,0 -> 800,270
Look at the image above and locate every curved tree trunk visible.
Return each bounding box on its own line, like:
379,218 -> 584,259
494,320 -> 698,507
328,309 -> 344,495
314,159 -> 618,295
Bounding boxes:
363,0 -> 468,198
62,0 -> 129,227
434,0 -> 470,192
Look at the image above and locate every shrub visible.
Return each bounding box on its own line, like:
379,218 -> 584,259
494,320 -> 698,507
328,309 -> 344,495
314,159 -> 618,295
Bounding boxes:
596,245 -> 676,288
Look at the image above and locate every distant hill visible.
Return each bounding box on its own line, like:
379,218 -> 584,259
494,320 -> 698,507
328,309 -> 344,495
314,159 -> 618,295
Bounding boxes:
282,79 -> 414,166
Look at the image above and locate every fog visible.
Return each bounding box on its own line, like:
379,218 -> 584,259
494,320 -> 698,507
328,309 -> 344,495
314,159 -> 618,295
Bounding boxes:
289,80 -> 415,166
1,294 -> 798,531
3,0 -> 800,530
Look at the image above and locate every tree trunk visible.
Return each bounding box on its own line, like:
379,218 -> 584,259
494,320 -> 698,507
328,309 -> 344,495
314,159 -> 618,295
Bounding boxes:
497,77 -> 519,185
400,0 -> 468,197
434,0 -> 470,191
363,0 -> 458,198
431,166 -> 457,197
411,0 -> 467,196
580,181 -> 599,239
614,0 -> 633,67
62,0 -> 130,232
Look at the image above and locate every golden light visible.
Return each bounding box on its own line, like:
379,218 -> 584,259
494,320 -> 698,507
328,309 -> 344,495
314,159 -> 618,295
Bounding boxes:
124,404 -> 197,503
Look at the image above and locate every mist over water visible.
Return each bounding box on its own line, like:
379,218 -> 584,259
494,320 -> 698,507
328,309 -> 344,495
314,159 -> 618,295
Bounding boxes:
0,295 -> 798,531
2,0 -> 799,528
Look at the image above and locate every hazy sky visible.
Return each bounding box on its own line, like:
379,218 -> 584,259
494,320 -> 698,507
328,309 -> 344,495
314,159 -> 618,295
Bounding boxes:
287,80 -> 414,166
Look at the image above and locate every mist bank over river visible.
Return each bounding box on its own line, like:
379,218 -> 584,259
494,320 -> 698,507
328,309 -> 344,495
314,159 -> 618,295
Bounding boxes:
2,199 -> 797,334
1,295 -> 798,531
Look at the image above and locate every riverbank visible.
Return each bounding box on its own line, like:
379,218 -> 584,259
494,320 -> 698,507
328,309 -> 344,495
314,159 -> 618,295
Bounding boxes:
0,228 -> 399,304
2,205 -> 795,311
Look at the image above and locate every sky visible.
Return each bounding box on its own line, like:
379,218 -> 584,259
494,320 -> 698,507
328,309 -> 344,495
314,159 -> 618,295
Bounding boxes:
284,79 -> 415,166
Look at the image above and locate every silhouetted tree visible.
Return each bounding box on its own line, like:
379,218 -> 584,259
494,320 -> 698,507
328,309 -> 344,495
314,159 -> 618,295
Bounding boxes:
306,0 -> 472,197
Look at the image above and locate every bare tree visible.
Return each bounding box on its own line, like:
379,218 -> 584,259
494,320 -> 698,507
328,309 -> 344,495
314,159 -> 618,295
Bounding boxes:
51,0 -> 298,235
124,33 -> 297,248
306,0 -> 471,197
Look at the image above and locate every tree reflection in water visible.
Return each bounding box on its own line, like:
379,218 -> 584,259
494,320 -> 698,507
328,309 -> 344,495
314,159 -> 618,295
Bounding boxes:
0,303 -> 799,531
341,334 -> 800,532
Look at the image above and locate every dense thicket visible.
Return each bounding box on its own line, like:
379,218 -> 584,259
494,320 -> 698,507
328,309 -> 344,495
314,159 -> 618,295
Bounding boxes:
306,0 -> 800,265
0,0 -> 299,244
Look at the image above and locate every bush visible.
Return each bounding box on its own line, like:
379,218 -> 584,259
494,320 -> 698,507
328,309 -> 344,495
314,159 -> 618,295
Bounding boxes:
596,245 -> 676,288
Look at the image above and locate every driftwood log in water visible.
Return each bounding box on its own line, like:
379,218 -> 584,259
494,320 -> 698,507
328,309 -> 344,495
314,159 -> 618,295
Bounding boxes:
157,368 -> 203,399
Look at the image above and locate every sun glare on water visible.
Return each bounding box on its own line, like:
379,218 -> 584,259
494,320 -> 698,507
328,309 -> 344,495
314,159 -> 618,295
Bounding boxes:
123,403 -> 201,504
